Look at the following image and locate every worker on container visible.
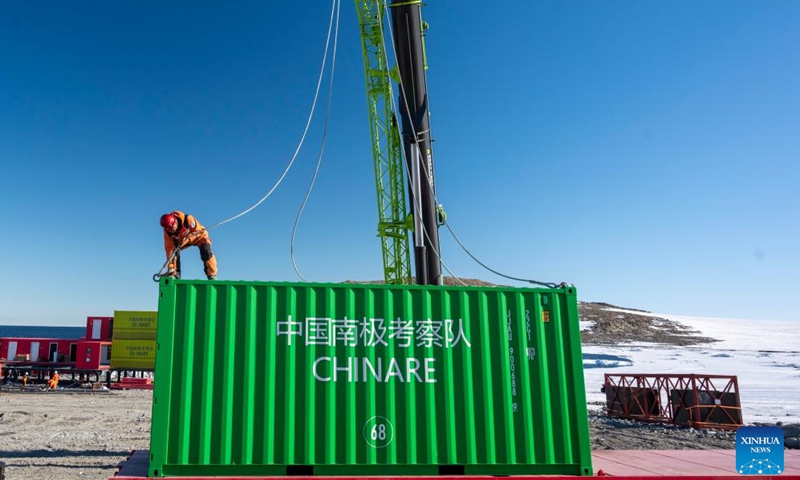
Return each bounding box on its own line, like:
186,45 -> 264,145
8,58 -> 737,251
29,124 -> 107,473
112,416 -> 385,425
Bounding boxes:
160,211 -> 217,280
47,371 -> 60,390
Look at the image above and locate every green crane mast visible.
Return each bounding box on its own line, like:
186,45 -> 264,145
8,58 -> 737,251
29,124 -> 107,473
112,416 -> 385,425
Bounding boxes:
354,0 -> 413,285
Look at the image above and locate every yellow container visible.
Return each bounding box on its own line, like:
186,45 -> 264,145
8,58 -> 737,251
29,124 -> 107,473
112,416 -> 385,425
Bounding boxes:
113,310 -> 158,340
110,339 -> 156,370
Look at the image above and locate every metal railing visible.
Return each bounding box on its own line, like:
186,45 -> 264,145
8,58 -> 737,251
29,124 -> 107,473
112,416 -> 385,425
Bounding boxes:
604,373 -> 743,430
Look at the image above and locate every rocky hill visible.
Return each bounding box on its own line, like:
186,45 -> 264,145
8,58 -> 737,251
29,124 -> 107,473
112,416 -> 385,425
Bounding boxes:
578,301 -> 718,346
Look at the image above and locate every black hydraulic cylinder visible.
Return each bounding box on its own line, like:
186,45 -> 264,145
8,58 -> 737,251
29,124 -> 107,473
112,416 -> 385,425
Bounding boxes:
390,1 -> 442,286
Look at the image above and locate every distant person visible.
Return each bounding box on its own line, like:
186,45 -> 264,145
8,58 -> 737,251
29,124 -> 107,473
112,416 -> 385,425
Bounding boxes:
22,372 -> 28,387
160,211 -> 217,280
47,371 -> 59,390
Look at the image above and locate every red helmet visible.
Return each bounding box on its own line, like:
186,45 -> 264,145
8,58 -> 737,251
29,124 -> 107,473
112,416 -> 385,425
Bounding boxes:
160,213 -> 177,231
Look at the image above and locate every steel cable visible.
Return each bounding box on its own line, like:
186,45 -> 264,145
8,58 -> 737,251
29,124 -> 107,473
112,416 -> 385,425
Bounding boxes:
381,3 -> 561,288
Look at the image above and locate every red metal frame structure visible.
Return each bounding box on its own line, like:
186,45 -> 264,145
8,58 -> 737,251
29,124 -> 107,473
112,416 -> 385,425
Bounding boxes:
604,374 -> 743,430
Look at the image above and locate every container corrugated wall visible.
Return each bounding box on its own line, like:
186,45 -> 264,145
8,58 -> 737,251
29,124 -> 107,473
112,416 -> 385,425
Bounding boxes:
149,279 -> 592,477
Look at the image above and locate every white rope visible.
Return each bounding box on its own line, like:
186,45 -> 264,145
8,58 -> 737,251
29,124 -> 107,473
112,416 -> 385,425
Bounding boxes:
154,0 -> 339,281
205,0 -> 340,232
291,0 -> 341,282
293,0 -> 461,286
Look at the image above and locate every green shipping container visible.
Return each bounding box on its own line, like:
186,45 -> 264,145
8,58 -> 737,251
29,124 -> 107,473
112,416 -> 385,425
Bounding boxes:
150,279 -> 592,478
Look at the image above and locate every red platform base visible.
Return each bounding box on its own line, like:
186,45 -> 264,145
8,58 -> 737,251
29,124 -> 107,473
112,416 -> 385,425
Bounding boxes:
112,449 -> 800,479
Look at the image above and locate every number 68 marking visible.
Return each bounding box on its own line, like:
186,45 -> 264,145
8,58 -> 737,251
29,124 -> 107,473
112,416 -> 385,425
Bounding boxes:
363,416 -> 394,448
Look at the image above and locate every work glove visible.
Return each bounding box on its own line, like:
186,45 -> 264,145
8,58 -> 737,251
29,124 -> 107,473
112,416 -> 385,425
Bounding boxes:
166,269 -> 180,279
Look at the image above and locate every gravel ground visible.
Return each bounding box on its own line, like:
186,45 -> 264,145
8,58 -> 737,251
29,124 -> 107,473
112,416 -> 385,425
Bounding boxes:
0,389 -> 151,480
589,412 -> 737,450
0,387 -> 747,480
0,389 -> 768,480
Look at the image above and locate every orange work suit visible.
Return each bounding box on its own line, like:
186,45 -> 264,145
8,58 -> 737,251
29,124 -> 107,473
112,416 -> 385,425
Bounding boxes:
48,373 -> 59,390
163,210 -> 218,279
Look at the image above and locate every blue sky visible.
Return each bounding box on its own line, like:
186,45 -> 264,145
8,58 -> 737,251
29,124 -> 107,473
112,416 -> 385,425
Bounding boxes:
1,1 -> 798,326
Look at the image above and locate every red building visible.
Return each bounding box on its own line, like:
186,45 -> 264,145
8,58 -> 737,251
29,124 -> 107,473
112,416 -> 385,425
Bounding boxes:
75,340 -> 112,369
85,316 -> 113,341
0,337 -> 82,362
